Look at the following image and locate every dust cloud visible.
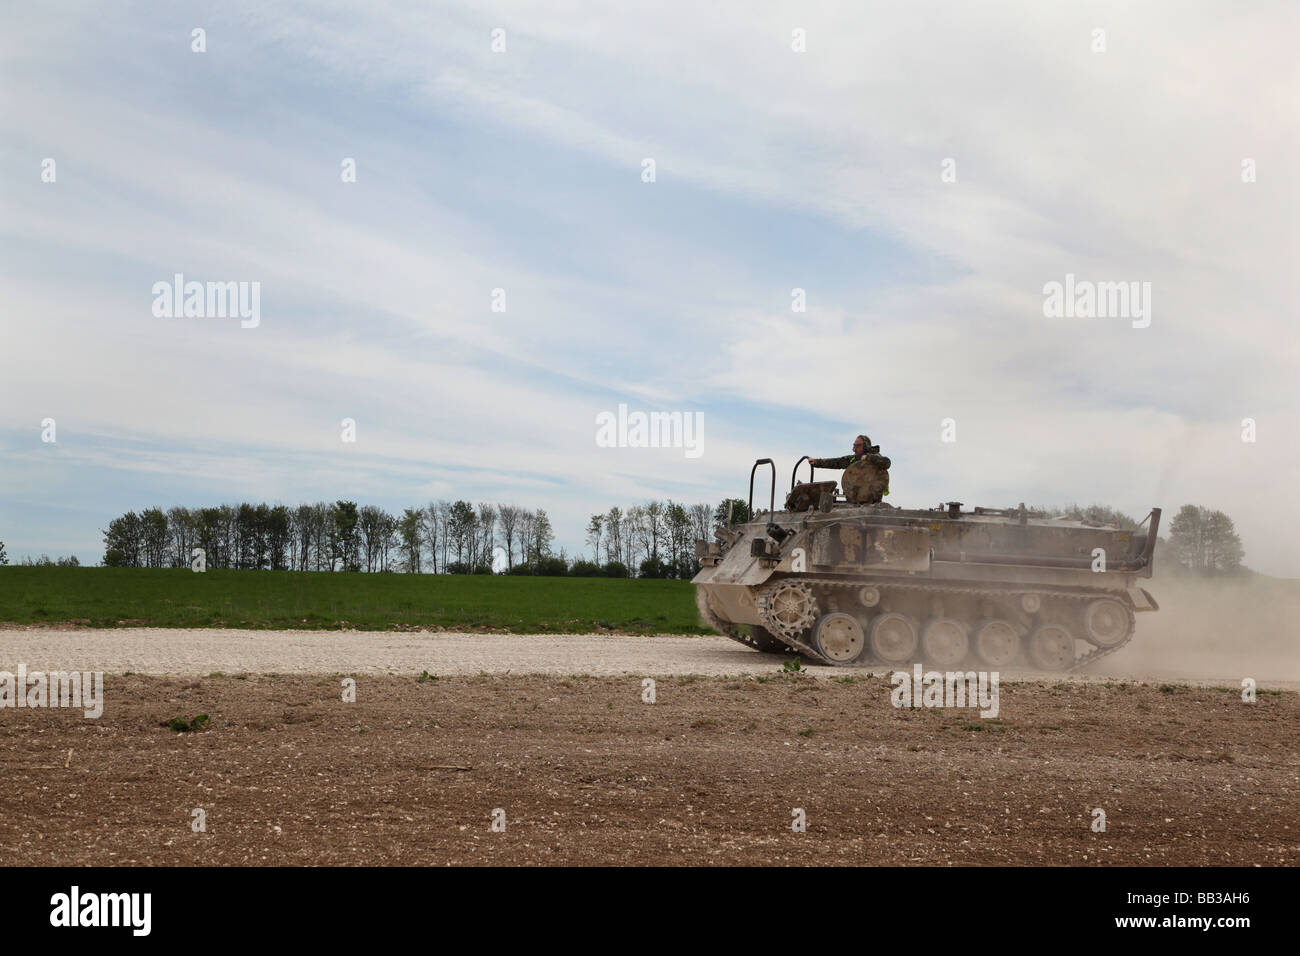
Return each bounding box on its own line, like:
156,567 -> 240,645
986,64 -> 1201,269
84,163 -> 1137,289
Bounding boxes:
1104,574 -> 1300,685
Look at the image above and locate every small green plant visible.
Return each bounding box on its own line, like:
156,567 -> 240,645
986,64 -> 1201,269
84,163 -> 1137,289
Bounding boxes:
165,713 -> 210,733
782,659 -> 803,674
418,670 -> 437,683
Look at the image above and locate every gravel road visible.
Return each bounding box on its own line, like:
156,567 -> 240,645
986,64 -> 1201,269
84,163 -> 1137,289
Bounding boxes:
1,627 -> 1295,686
0,628 -> 788,677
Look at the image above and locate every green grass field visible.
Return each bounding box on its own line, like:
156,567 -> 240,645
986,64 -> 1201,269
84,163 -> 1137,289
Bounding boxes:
0,567 -> 708,633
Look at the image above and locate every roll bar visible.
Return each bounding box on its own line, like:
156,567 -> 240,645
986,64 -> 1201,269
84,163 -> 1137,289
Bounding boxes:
791,456 -> 814,491
749,458 -> 775,516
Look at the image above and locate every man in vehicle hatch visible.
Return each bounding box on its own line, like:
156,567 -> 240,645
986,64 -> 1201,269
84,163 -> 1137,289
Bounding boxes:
808,434 -> 892,503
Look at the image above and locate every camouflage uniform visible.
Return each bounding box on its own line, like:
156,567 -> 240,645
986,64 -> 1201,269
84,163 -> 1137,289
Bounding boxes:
814,437 -> 891,502
815,452 -> 892,472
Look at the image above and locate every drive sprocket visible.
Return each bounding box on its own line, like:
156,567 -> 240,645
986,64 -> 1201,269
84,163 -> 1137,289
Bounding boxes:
757,580 -> 818,640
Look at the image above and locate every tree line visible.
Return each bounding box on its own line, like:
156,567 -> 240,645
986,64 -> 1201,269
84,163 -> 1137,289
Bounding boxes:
584,501 -> 718,579
0,538 -> 81,567
96,498 -> 724,578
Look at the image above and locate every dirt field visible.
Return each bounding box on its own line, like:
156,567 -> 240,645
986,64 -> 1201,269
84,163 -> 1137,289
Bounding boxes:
3,663 -> 1295,866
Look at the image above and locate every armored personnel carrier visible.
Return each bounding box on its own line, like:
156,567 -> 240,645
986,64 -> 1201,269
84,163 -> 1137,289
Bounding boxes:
694,457 -> 1161,672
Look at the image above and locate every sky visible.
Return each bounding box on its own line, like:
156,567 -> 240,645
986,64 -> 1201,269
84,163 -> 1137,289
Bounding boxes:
1,0 -> 1297,574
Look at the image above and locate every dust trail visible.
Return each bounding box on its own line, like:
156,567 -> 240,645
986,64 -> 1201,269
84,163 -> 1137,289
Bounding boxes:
1096,574 -> 1300,682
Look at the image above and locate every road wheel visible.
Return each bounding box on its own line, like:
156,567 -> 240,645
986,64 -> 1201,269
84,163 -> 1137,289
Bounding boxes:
870,612 -> 918,664
975,619 -> 1020,667
921,618 -> 970,668
1080,598 -> 1133,648
812,612 -> 866,664
1029,623 -> 1076,670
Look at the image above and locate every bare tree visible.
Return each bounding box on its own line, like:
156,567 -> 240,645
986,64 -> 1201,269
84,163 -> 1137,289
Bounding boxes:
477,503 -> 496,569
497,504 -> 520,569
446,501 -> 477,567
290,504 -> 310,570
604,506 -> 622,565
517,509 -> 536,565
688,502 -> 711,544
311,502 -> 331,571
665,501 -> 690,575
397,508 -> 422,572
422,503 -> 441,573
623,504 -> 645,569
358,505 -> 388,572
643,500 -> 665,562
530,509 -> 554,561
378,512 -> 399,571
167,506 -> 192,569
437,500 -> 452,571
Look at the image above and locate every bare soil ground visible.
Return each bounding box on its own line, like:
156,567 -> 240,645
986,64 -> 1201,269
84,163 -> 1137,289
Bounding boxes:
3,670 -> 1295,866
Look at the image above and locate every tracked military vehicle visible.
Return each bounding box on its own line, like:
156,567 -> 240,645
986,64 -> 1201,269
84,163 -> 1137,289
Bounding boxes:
693,457 -> 1161,672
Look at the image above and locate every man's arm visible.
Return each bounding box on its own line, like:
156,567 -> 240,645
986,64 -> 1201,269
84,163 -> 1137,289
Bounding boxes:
811,454 -> 856,470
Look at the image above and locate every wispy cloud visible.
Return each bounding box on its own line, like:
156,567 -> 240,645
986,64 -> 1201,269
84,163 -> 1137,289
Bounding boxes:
1,1 -> 1295,573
